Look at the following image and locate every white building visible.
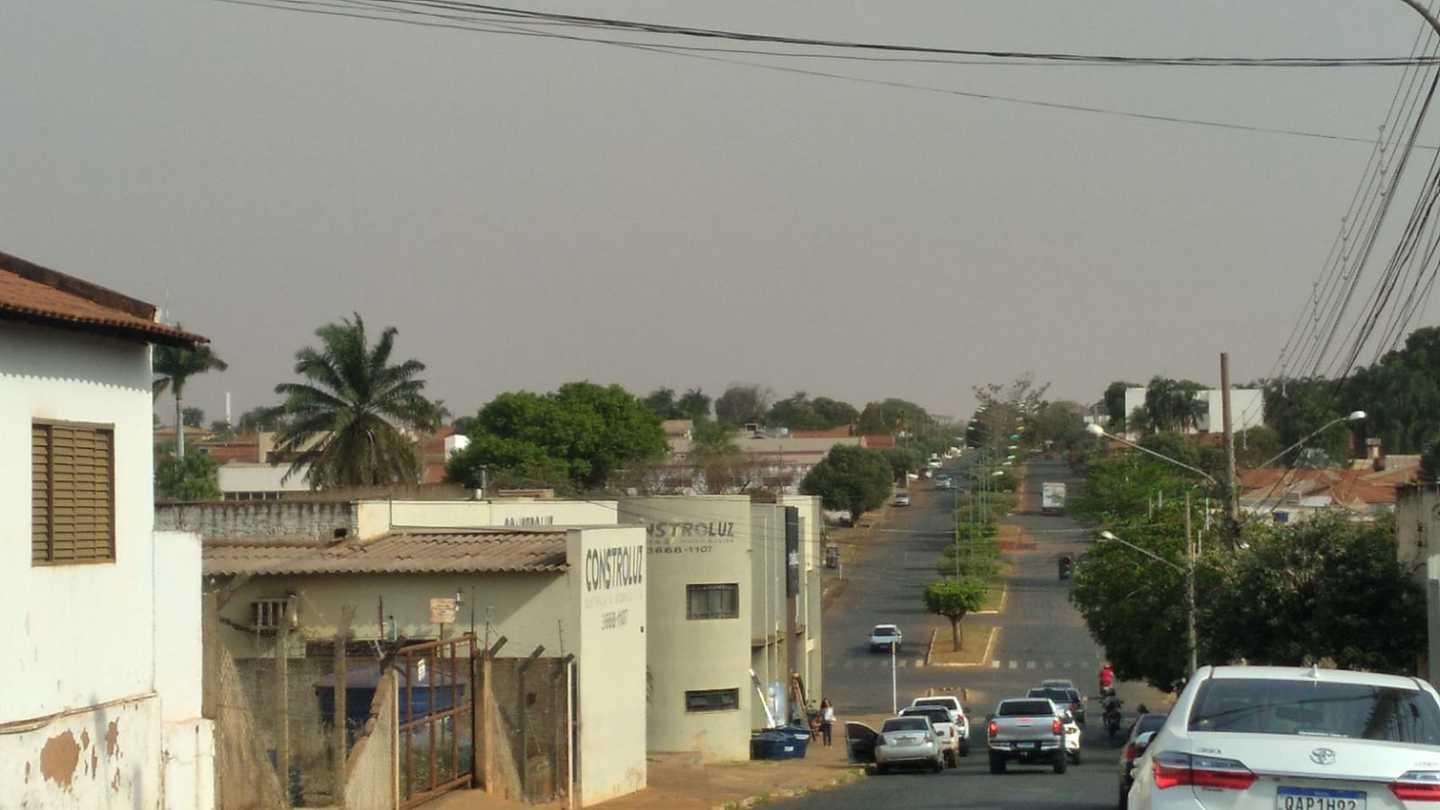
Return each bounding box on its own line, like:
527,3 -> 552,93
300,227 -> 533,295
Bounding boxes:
0,249 -> 214,808
1123,386 -> 1264,437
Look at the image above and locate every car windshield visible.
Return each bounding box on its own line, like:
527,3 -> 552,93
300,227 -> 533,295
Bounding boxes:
915,699 -> 961,713
1188,678 -> 1440,743
999,700 -> 1056,717
902,708 -> 951,724
1132,714 -> 1167,738
883,718 -> 929,732
873,627 -> 897,636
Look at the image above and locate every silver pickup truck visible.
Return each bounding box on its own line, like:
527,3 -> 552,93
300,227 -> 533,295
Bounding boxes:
986,698 -> 1068,774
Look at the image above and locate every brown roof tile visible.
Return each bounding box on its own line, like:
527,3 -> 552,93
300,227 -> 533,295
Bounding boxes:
202,531 -> 567,577
0,250 -> 205,346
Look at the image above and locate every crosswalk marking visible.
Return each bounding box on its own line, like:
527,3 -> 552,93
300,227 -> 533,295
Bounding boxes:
1026,661 -> 1036,670
1008,660 -> 1018,670
1044,661 -> 1054,670
991,660 -> 1001,669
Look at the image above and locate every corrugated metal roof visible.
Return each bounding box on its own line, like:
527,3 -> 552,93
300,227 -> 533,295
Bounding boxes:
0,250 -> 205,347
202,531 -> 568,577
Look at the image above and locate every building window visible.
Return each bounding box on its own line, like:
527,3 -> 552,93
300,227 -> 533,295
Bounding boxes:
31,421 -> 115,565
685,688 -> 740,712
687,583 -> 739,620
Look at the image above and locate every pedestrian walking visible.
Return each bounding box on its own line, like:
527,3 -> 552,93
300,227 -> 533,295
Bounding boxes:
820,698 -> 835,746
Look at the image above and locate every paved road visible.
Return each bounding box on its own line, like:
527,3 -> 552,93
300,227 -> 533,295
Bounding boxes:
808,457 -> 1158,810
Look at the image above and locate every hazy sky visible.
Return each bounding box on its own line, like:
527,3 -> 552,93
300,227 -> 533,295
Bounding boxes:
4,1 -> 1437,422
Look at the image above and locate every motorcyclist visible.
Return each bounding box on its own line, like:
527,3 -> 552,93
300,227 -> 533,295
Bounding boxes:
1098,662 -> 1115,697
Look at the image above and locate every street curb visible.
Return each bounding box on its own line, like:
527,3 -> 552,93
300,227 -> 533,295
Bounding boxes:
924,627 -> 937,667
713,768 -> 866,810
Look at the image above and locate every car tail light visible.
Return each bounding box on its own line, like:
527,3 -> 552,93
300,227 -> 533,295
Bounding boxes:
987,720 -> 998,737
1051,718 -> 1063,735
1391,770 -> 1440,801
1152,751 -> 1256,791
1124,743 -> 1138,762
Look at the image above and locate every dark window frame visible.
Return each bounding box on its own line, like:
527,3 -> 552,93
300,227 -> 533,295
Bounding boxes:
685,688 -> 740,713
686,583 -> 740,620
31,420 -> 116,566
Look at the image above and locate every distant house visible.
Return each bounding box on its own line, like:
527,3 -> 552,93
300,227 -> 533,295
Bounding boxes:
1237,454 -> 1419,522
0,249 -> 214,808
1122,386 -> 1265,438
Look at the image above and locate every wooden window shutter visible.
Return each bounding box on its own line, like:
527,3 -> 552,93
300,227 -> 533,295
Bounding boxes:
32,422 -> 115,564
31,424 -> 50,563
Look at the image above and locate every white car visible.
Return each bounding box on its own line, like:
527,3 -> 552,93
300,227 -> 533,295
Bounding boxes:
1128,665 -> 1440,810
901,706 -> 963,767
894,492 -> 912,507
870,624 -> 903,652
911,696 -> 972,755
873,716 -> 945,774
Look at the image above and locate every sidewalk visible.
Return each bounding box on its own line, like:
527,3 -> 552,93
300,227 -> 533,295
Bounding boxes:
423,732 -> 868,810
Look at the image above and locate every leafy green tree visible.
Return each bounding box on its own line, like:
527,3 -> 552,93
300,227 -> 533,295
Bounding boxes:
448,382 -> 667,491
237,404 -> 285,434
642,387 -> 684,420
677,388 -> 712,421
155,452 -> 220,501
691,417 -> 739,454
800,445 -> 893,524
1103,381 -> 1135,429
1234,425 -> 1283,468
1140,376 -> 1205,433
153,338 -> 228,457
182,406 -> 205,428
1031,400 -> 1087,450
1203,514 -> 1422,674
1264,378 -> 1349,463
858,398 -> 928,435
812,396 -> 859,428
924,579 -> 987,649
1422,438 -> 1440,484
766,392 -> 859,431
715,384 -> 772,426
1342,327 -> 1440,453
882,446 -> 925,479
273,314 -> 436,488
208,420 -> 235,441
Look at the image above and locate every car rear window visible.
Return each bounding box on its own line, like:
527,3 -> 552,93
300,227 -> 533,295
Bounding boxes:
883,718 -> 929,732
902,708 -> 951,724
1131,714 -> 1167,738
999,700 -> 1055,717
1029,688 -> 1070,702
1188,678 -> 1440,744
915,698 -> 961,713
873,627 -> 898,636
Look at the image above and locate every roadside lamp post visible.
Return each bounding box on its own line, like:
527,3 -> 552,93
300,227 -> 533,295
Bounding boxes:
1098,528 -> 1198,677
1255,411 -> 1366,469
890,639 -> 898,714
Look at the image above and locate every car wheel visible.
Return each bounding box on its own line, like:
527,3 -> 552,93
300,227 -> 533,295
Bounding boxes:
944,750 -> 956,768
876,763 -> 888,775
932,757 -> 944,774
988,753 -> 1006,775
1053,751 -> 1068,774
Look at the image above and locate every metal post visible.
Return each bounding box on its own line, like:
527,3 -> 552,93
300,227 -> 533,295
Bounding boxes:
1186,492 -> 1198,677
890,640 -> 898,714
275,602 -> 291,805
1220,353 -> 1239,539
334,606 -> 354,806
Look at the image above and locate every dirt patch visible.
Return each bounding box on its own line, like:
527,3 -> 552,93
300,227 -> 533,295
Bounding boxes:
927,625 -> 996,668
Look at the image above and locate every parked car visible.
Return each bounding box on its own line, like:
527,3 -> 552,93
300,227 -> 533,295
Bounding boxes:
1028,687 -> 1086,725
1116,714 -> 1167,809
900,706 -> 962,767
873,717 -> 945,774
911,696 -> 971,755
1127,665 -> 1440,809
894,492 -> 912,506
869,624 -> 902,653
987,698 -> 1068,774
1041,679 -> 1078,691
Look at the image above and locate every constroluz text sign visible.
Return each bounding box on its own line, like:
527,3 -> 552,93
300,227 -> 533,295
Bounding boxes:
584,545 -> 644,593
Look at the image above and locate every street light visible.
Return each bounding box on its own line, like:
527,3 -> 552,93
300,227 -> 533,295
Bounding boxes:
1256,411 -> 1366,469
1097,529 -> 1197,676
1085,423 -> 1218,486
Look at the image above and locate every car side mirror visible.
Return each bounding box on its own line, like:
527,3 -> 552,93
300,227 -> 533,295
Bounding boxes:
1134,731 -> 1155,753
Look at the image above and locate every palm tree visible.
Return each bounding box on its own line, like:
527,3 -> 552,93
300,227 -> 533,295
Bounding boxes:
153,338 -> 228,457
273,313 -> 436,488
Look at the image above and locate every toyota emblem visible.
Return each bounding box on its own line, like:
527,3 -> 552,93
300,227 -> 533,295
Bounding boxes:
1310,748 -> 1336,766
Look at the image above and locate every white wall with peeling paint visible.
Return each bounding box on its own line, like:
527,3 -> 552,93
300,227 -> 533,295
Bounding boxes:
0,321 -> 213,808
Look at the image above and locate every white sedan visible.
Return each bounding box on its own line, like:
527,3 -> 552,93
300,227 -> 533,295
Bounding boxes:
1129,665 -> 1440,810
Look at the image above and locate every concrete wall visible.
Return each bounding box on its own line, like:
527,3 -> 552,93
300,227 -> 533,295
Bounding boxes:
157,499 -> 359,540
750,504 -> 789,728
344,671 -> 398,810
1121,385 -> 1264,434
360,498 -> 618,533
620,496 -> 755,761
216,571 -> 571,658
0,693 -> 163,808
567,526 -> 647,805
783,495 -> 824,705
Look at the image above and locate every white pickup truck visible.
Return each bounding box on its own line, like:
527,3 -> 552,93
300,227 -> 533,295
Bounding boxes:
986,698 -> 1068,774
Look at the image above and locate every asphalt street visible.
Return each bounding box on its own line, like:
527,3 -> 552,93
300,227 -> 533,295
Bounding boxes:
803,457 -> 1158,810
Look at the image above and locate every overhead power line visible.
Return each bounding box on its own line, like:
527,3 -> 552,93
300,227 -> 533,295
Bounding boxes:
223,0 -> 1440,150
228,0 -> 1440,68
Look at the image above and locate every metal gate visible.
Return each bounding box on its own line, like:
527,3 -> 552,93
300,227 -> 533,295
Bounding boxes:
397,635 -> 477,808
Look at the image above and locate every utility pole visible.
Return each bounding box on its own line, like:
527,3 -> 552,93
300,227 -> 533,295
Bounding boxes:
1185,492 -> 1198,677
275,601 -> 292,802
1220,352 -> 1239,542
333,605 -> 354,806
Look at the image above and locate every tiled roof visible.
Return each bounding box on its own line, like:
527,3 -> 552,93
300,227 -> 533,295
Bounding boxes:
202,531 -> 567,577
1239,465 -> 1419,508
0,250 -> 205,346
